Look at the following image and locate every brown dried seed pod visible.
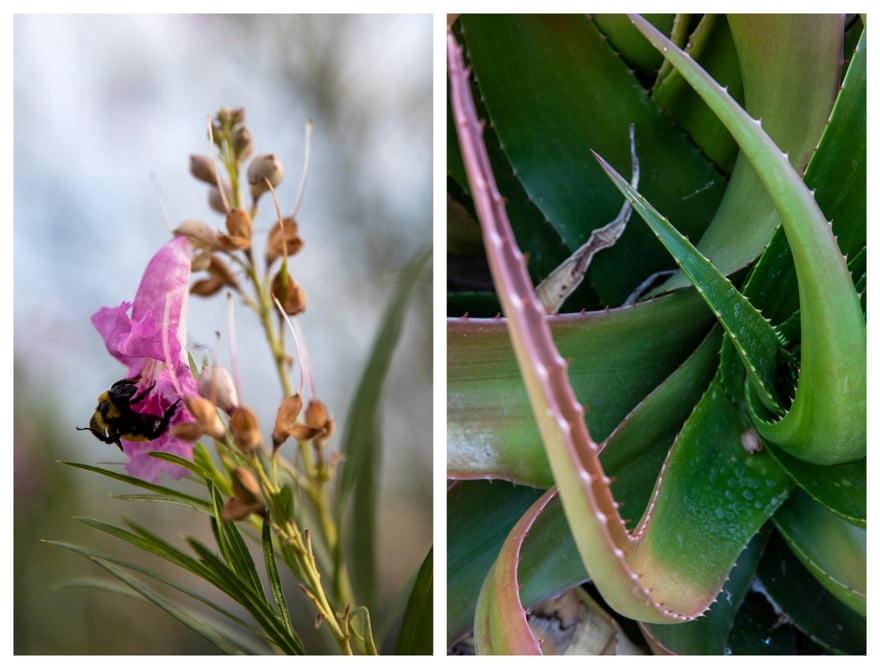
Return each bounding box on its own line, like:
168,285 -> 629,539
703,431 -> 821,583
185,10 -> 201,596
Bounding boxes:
221,466 -> 264,521
229,406 -> 263,452
266,216 -> 305,267
271,271 -> 306,316
272,393 -> 304,449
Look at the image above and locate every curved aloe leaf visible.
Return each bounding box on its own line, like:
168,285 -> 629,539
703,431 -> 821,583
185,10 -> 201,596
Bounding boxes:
758,532 -> 866,652
594,150 -> 786,415
656,15 -> 843,293
458,15 -> 727,305
772,489 -> 865,616
630,14 -> 864,466
473,490 -> 555,654
448,291 -> 711,485
451,28 -> 793,625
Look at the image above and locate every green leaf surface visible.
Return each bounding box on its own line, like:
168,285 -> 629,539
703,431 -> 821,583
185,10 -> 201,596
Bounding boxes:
640,529 -> 770,654
764,445 -> 865,527
337,244 -> 431,610
593,14 -> 675,74
631,14 -> 865,466
459,15 -> 727,305
393,547 -> 433,655
772,489 -> 865,616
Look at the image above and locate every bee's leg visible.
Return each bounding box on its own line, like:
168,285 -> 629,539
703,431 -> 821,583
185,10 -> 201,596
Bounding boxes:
130,380 -> 158,405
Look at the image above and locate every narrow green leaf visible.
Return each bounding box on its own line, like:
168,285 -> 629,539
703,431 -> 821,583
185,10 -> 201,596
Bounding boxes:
47,540 -> 269,652
261,521 -> 295,638
208,482 -> 264,596
593,150 -> 786,415
62,460 -> 210,510
393,547 -> 433,655
86,556 -> 249,654
186,536 -> 303,654
337,244 -> 431,610
630,14 -> 865,465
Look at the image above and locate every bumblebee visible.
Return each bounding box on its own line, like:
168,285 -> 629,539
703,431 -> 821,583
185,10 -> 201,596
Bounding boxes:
77,378 -> 180,450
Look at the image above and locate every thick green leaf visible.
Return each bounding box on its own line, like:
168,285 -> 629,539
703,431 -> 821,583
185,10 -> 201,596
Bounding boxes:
459,15 -> 727,305
772,489 -> 865,616
593,14 -> 675,74
474,490 -> 554,654
651,15 -> 742,173
447,481 -> 543,644
655,15 -> 844,293
594,149 -> 786,414
393,547 -> 433,655
631,14 -> 865,465
758,532 -> 866,653
640,529 -> 770,654
336,244 -> 431,610
448,290 -> 712,486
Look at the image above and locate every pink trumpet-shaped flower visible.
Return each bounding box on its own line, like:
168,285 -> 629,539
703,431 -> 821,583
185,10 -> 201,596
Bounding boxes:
89,235 -> 199,482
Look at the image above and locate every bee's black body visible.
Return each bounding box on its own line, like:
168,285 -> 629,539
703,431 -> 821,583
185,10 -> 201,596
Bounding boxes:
77,378 -> 179,450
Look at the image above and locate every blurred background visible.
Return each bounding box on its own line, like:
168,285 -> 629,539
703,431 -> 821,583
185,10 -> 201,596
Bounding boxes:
13,14 -> 432,653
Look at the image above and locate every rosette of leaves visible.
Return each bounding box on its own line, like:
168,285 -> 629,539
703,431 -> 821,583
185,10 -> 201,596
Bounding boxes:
448,15 -> 864,655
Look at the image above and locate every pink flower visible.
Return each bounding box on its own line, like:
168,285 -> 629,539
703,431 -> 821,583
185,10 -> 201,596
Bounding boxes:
89,235 -> 199,483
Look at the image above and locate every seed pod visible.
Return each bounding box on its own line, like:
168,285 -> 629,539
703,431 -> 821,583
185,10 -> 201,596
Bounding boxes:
229,406 -> 262,453
272,393 -> 304,450
247,153 -> 284,201
221,466 -> 265,521
266,216 -> 305,267
271,271 -> 306,316
171,396 -> 226,441
232,126 -> 254,164
189,154 -> 219,185
217,208 -> 253,251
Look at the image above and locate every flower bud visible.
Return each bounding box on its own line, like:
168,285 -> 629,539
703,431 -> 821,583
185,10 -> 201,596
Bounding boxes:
189,154 -> 219,185
247,153 -> 284,201
271,271 -> 306,316
229,406 -> 262,453
232,126 -> 254,164
266,216 -> 305,267
198,364 -> 239,414
174,220 -> 219,251
216,106 -> 246,127
208,181 -> 234,215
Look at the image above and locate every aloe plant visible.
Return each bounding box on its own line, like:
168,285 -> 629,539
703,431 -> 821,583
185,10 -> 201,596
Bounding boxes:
448,15 -> 864,654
